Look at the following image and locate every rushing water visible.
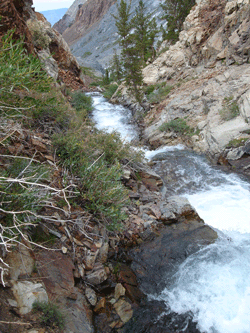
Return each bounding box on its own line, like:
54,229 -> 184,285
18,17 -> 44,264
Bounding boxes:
90,92 -> 138,142
91,94 -> 250,333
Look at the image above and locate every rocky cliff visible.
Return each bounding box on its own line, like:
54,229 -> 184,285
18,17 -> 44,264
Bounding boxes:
54,0 -> 163,72
0,0 -> 84,89
140,0 -> 250,171
53,0 -> 87,34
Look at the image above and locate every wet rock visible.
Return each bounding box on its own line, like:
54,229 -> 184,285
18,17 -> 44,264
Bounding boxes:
130,217 -> 217,295
12,281 -> 48,314
160,196 -> 201,224
114,299 -> 133,323
85,287 -> 97,306
118,265 -> 137,287
114,283 -> 126,300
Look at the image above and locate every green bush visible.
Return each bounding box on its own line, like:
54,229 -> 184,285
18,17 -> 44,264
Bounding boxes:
53,128 -> 143,228
143,85 -> 155,96
33,301 -> 64,329
219,96 -> 239,121
70,91 -> 93,118
147,83 -> 172,103
103,83 -> 118,100
0,30 -> 51,93
227,138 -> 248,148
159,118 -> 190,134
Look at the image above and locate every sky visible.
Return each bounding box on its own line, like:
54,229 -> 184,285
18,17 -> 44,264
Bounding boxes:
32,0 -> 74,11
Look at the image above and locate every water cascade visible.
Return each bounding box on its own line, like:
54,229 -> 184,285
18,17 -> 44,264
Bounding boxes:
91,93 -> 250,333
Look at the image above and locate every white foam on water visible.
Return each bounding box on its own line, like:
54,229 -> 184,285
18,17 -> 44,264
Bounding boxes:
144,144 -> 186,160
157,168 -> 250,332
90,93 -> 137,142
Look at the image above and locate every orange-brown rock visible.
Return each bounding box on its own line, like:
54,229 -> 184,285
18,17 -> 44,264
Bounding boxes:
62,0 -> 115,46
0,0 -> 34,53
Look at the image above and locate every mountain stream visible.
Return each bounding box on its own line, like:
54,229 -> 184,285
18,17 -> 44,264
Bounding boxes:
91,93 -> 250,333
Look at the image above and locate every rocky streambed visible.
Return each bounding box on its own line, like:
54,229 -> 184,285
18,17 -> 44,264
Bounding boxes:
90,94 -> 250,333
2,94 -> 250,333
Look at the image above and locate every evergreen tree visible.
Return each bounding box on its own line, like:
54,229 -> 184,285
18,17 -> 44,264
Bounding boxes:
161,0 -> 195,42
113,0 -> 158,102
113,0 -> 143,102
110,50 -> 123,83
132,0 -> 158,62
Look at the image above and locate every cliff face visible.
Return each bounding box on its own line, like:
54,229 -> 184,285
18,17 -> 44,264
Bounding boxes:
54,0 -> 163,72
141,0 -> 250,168
53,0 -> 87,34
62,0 -> 115,47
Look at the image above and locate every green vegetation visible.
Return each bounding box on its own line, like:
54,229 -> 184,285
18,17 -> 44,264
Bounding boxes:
82,51 -> 92,58
159,117 -> 199,136
70,90 -> 93,118
113,0 -> 158,102
103,83 -> 118,100
0,30 -> 143,250
144,82 -> 172,103
159,118 -> 190,134
227,138 -> 248,148
160,0 -> 196,42
33,301 -> 64,329
219,96 -> 240,121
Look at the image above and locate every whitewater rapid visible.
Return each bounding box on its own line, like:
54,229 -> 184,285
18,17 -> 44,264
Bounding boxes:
91,93 -> 250,333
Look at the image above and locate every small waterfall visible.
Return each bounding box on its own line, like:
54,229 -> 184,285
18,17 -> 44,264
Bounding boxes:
91,93 -> 250,333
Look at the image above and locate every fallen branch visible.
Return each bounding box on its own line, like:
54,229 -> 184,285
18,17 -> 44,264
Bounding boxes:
0,320 -> 32,326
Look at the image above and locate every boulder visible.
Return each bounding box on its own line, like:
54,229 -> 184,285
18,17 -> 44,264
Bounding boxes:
114,283 -> 126,300
12,281 -> 48,314
114,299 -> 133,323
130,213 -> 217,295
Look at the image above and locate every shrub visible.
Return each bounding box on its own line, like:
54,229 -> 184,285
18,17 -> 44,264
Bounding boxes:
227,138 -> 248,148
103,83 -> 118,100
219,96 -> 239,121
159,118 -> 190,134
0,30 -> 51,93
53,128 -> 143,228
70,91 -> 93,117
147,83 -> 172,103
33,301 -> 64,329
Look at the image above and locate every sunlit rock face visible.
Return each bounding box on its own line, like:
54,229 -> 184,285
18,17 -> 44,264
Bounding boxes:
53,0 -> 163,72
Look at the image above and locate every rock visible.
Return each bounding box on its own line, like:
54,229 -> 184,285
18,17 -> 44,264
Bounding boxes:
98,242 -> 109,264
123,284 -> 145,304
85,287 -> 97,306
37,49 -> 59,80
160,196 -> 200,224
36,251 -> 93,333
114,283 -> 126,300
114,299 -> 133,323
85,264 -> 108,285
61,246 -> 68,254
130,217 -> 217,295
12,281 -> 48,314
6,241 -> 35,282
118,265 -> 137,287
7,298 -> 18,307
84,249 -> 99,270
94,297 -> 106,313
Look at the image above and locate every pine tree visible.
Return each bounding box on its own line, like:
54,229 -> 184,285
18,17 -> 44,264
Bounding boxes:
132,0 -> 158,63
113,0 -> 143,102
161,0 -> 195,42
113,0 -> 158,102
110,50 -> 123,83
